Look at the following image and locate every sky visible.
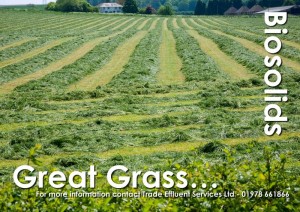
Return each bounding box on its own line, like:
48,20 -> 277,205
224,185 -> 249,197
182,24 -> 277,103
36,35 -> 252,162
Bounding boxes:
0,0 -> 56,5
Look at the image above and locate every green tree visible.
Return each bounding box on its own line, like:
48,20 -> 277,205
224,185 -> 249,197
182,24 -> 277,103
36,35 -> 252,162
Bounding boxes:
178,0 -> 189,11
217,0 -> 231,15
283,0 -> 292,4
56,0 -> 96,12
157,4 -> 174,14
123,0 -> 139,13
206,0 -> 218,15
45,2 -> 57,10
194,0 -> 206,15
231,0 -> 242,8
189,0 -> 197,10
151,0 -> 161,9
247,0 -> 257,7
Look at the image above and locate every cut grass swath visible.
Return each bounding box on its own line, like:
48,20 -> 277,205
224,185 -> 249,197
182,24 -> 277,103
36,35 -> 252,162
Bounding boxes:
0,37 -> 72,69
0,20 -> 143,94
110,18 -> 135,31
0,30 -> 134,95
212,30 -> 300,73
68,31 -> 148,91
212,18 -> 232,26
0,37 -> 37,51
187,30 -> 254,80
0,131 -> 299,168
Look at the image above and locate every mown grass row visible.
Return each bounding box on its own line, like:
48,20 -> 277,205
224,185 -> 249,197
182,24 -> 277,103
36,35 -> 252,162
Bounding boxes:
201,17 -> 300,62
0,94 -> 270,125
68,30 -> 149,91
170,19 -> 227,82
0,15 -> 299,194
105,19 -> 162,89
0,37 -> 61,61
0,37 -> 92,84
0,20 -> 144,95
13,21 -> 143,94
212,16 -> 300,43
1,98 -> 298,161
0,18 -> 145,94
0,129 -> 299,172
0,11 -> 102,32
186,18 -> 300,86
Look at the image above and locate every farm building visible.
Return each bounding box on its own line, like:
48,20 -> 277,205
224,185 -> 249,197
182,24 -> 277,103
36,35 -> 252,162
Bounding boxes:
224,7 -> 237,15
247,4 -> 263,14
97,3 -> 123,13
236,6 -> 249,15
256,5 -> 300,15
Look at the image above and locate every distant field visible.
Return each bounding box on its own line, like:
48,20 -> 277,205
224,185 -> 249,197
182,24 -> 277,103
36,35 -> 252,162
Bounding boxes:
0,10 -> 299,210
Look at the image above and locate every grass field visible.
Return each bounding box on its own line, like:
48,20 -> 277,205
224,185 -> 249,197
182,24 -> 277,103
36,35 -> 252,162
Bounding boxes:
0,10 -> 299,210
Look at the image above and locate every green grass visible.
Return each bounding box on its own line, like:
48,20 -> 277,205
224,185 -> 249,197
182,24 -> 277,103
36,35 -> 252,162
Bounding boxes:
0,11 -> 299,210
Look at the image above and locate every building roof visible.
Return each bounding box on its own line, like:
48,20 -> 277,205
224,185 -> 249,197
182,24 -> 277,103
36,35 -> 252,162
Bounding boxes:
224,7 -> 237,15
236,6 -> 249,14
247,4 -> 263,13
97,3 -> 123,8
256,5 -> 295,14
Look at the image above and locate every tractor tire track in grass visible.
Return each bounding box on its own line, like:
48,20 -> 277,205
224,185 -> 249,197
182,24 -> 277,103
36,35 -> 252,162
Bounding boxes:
0,37 -> 37,51
157,19 -> 184,85
68,31 -> 148,91
0,38 -> 72,69
187,30 -> 254,80
212,30 -> 300,73
1,131 -> 299,168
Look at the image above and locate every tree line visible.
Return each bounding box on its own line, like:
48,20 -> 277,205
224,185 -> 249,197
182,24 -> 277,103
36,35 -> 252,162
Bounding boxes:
46,0 -> 300,14
46,0 -> 98,12
195,0 -> 300,15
